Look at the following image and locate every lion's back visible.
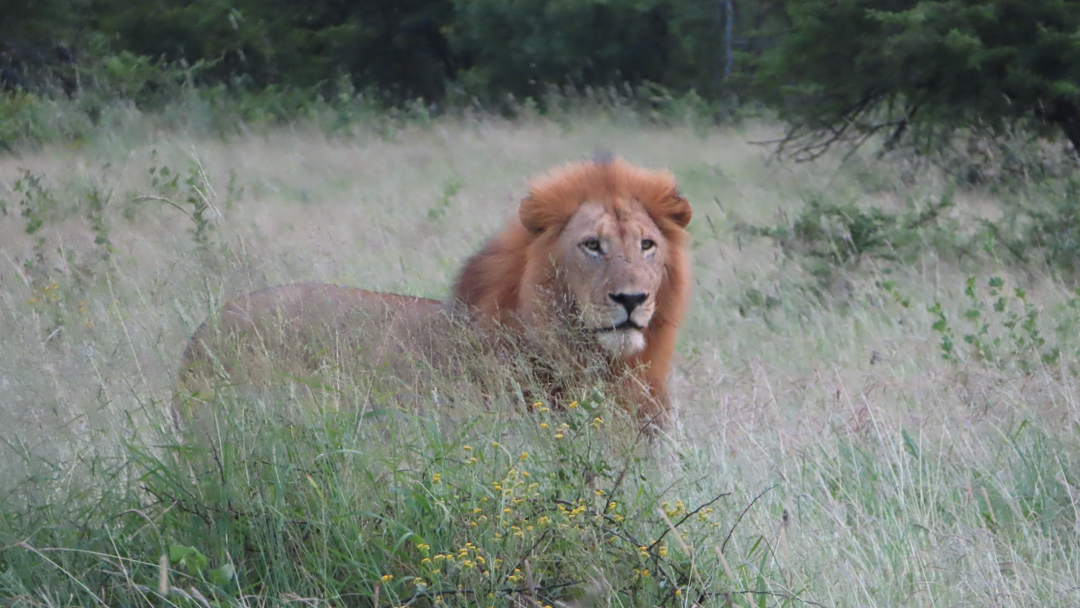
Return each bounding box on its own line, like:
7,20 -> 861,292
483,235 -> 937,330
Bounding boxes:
175,283 -> 452,417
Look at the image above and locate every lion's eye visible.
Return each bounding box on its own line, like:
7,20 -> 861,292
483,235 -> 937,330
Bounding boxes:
642,239 -> 656,252
582,238 -> 602,253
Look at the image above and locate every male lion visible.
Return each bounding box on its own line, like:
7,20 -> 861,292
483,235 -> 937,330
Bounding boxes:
176,157 -> 692,429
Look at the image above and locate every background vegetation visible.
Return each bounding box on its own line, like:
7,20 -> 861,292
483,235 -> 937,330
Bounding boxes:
5,0 -> 1080,161
3,1 -> 1080,607
1,0 -> 763,104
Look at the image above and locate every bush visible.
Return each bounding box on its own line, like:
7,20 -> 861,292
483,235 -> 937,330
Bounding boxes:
0,91 -> 96,150
1,392 -> 797,607
737,190 -> 958,281
985,177 -> 1080,275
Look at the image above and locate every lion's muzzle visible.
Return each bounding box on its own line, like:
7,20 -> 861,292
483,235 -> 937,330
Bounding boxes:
590,292 -> 653,358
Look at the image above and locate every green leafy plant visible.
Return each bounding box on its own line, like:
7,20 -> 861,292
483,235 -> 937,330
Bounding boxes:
14,171 -> 55,238
168,544 -> 236,590
878,278 -> 911,309
134,150 -> 222,253
5,171 -> 59,277
929,275 -> 1059,372
428,178 -> 462,221
84,176 -> 114,261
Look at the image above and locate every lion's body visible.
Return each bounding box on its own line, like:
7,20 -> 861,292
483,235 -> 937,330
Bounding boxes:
175,284 -> 459,420
176,157 -> 691,428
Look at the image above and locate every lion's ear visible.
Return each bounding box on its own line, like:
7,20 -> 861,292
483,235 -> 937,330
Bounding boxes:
519,196 -> 550,234
665,194 -> 692,228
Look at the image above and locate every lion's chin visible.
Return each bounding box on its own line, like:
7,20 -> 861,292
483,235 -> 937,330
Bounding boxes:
597,329 -> 646,358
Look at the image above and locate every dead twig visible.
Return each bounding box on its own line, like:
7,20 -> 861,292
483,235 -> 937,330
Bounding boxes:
720,484 -> 777,554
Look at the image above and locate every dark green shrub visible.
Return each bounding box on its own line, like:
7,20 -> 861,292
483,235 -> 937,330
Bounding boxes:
985,177 -> 1080,275
740,190 -> 957,281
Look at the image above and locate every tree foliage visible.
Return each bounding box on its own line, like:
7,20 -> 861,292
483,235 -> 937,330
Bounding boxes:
759,0 -> 1080,159
450,0 -> 738,103
12,0 -> 1080,166
89,0 -> 457,99
2,0 -> 769,105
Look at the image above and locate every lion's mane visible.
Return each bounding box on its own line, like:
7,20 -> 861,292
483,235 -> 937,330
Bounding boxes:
453,158 -> 692,425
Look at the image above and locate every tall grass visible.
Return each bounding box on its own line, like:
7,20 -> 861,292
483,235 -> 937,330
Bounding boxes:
2,111 -> 1080,606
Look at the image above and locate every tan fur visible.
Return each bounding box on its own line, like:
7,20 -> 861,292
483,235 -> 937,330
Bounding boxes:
175,284 -> 455,421
176,157 -> 691,428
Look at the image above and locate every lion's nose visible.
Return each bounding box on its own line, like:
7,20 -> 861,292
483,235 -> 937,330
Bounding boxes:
609,292 -> 648,314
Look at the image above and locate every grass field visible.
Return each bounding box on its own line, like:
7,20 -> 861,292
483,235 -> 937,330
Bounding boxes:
2,112 -> 1080,607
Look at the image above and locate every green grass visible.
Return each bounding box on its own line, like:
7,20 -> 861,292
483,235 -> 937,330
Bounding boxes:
2,111 -> 1080,607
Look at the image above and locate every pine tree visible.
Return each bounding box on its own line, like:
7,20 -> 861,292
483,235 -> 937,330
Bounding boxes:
758,0 -> 1080,158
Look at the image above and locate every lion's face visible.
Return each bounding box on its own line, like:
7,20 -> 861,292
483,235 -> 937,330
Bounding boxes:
554,200 -> 667,358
